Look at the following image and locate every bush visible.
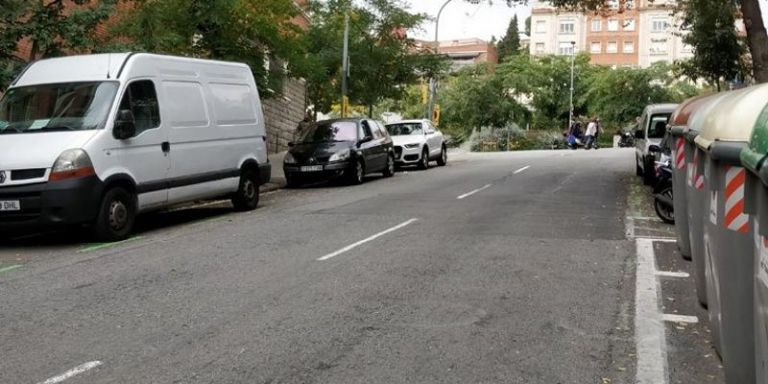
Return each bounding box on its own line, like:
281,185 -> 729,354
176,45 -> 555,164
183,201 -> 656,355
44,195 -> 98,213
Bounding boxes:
468,123 -> 525,151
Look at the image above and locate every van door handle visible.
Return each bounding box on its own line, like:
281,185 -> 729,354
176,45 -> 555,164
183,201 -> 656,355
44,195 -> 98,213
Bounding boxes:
161,142 -> 170,153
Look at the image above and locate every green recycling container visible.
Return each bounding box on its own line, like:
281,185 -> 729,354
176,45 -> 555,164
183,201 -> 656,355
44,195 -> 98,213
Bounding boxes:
685,93 -> 731,314
741,102 -> 768,384
696,83 -> 768,384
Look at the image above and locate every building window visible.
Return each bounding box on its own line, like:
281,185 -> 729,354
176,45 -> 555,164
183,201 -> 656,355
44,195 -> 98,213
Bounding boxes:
650,38 -> 668,54
558,42 -> 575,55
607,19 -> 618,31
536,20 -> 546,34
608,0 -> 619,9
623,18 -> 635,31
652,18 -> 669,32
591,20 -> 602,32
535,43 -> 545,54
590,42 -> 601,53
624,0 -> 635,10
559,21 -> 575,34
623,41 -> 634,53
607,41 -> 618,53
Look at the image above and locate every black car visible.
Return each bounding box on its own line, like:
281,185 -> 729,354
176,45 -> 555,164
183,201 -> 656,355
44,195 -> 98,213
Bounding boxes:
283,118 -> 395,187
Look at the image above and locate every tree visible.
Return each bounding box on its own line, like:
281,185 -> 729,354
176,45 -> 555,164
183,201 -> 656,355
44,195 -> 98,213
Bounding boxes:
110,0 -> 307,97
497,14 -> 521,61
0,0 -> 118,91
676,0 -> 746,90
535,0 -> 768,83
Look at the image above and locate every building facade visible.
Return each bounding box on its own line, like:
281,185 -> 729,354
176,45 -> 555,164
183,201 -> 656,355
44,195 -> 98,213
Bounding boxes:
529,0 -> 692,68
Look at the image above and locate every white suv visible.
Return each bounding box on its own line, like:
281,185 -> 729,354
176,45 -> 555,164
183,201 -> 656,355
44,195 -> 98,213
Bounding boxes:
385,120 -> 447,169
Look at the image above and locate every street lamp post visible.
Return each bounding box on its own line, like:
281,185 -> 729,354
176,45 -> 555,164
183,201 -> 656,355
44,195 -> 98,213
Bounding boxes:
568,40 -> 576,130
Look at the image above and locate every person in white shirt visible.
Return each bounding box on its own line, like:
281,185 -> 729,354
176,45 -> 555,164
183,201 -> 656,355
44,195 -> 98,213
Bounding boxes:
585,118 -> 597,149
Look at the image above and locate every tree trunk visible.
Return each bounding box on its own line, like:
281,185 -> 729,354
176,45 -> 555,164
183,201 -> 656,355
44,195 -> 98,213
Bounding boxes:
368,104 -> 373,118
740,0 -> 768,83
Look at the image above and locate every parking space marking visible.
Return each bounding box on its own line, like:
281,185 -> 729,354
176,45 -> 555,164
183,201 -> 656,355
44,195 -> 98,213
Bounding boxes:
513,165 -> 531,174
635,238 -> 669,384
662,314 -> 699,324
655,271 -> 690,278
78,236 -> 143,253
38,361 -> 102,384
457,184 -> 491,200
0,264 -> 22,275
317,218 -> 418,261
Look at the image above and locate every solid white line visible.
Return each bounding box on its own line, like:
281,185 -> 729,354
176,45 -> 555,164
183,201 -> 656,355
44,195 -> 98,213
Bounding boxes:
456,184 -> 491,200
38,361 -> 103,384
655,271 -> 690,278
317,219 -> 418,261
633,236 -> 678,242
662,314 -> 699,324
635,238 -> 669,384
513,165 -> 531,174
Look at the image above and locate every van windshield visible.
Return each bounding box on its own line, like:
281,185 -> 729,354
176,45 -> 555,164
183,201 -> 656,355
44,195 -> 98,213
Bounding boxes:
0,82 -> 118,134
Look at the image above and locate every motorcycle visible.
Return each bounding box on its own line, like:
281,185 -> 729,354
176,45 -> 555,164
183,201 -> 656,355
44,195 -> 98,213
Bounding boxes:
618,131 -> 635,148
652,147 -> 674,224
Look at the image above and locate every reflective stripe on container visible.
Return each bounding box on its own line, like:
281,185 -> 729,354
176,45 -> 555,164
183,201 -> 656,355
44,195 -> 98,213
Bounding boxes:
693,151 -> 705,190
675,138 -> 686,170
724,166 -> 750,233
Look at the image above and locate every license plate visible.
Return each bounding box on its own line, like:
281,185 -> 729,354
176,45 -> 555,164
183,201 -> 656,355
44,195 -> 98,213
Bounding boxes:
0,200 -> 20,211
301,165 -> 323,172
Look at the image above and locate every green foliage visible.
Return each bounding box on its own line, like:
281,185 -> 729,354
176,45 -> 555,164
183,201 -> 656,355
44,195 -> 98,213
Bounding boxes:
497,14 -> 521,61
373,83 -> 427,120
0,0 -> 117,91
110,0 -> 306,97
675,0 -> 746,89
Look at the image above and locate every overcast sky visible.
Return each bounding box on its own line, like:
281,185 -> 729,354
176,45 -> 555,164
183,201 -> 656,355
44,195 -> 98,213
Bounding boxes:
405,0 -> 531,42
405,0 -> 768,43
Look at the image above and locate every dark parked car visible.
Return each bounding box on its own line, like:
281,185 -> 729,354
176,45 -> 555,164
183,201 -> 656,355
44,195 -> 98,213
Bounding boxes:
283,118 -> 395,187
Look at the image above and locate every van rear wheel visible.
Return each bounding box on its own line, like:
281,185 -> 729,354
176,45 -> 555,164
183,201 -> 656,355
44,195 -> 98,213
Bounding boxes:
232,169 -> 260,211
94,186 -> 136,242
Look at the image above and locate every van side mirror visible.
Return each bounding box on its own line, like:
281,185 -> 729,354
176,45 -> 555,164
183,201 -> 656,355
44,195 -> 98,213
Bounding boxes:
634,129 -> 644,140
648,144 -> 661,153
288,141 -> 295,147
114,110 -> 136,140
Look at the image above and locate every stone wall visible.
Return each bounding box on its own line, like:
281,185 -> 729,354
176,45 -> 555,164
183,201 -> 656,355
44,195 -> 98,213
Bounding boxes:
262,78 -> 307,154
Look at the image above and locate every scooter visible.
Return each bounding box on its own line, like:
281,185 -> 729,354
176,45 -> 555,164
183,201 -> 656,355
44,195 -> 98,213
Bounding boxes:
618,131 -> 634,148
652,150 -> 674,224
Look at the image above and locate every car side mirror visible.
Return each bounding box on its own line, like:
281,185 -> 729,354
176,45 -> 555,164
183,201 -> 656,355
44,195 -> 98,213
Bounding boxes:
358,136 -> 373,146
634,129 -> 644,140
113,109 -> 136,140
648,144 -> 661,153
288,141 -> 295,147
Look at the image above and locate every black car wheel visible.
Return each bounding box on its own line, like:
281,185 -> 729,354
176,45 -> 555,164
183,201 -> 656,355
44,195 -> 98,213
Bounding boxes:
383,154 -> 395,177
94,186 -> 136,242
437,146 -> 447,166
418,148 -> 430,170
232,169 -> 259,211
349,160 -> 365,185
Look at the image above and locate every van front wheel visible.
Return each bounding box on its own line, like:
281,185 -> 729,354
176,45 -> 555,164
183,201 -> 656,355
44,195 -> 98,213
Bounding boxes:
94,186 -> 136,242
232,170 -> 260,211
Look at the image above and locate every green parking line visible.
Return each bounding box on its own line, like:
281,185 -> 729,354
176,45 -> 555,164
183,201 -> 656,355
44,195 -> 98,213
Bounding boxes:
78,236 -> 143,253
0,264 -> 22,274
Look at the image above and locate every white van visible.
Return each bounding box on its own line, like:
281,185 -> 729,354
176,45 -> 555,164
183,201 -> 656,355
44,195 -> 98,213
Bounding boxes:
0,53 -> 271,240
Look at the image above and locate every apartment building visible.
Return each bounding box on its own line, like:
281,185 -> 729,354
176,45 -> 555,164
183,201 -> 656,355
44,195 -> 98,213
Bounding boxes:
413,38 -> 499,71
529,0 -> 692,68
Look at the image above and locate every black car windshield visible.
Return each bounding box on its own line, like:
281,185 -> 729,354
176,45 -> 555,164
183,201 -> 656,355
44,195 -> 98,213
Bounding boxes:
298,120 -> 358,143
0,81 -> 118,134
386,123 -> 423,136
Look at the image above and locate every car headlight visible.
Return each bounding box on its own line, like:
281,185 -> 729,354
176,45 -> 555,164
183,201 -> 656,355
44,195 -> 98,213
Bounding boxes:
404,143 -> 421,149
329,148 -> 351,162
50,149 -> 95,181
284,152 -> 297,164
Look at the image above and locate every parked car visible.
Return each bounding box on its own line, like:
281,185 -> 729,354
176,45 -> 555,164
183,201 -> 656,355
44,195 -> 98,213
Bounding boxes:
634,103 -> 678,185
0,53 -> 271,241
283,118 -> 395,187
385,119 -> 447,169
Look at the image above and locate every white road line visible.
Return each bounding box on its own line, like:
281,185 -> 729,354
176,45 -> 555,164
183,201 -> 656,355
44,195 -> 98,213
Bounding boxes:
317,219 -> 418,261
456,184 -> 491,200
635,238 -> 669,384
655,271 -> 690,278
38,361 -> 103,384
662,314 -> 699,324
513,165 -> 531,174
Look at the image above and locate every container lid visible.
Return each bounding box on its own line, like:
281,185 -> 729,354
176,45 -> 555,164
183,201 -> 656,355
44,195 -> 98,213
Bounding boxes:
694,83 -> 768,151
669,94 -> 713,136
741,103 -> 768,178
685,92 -> 730,142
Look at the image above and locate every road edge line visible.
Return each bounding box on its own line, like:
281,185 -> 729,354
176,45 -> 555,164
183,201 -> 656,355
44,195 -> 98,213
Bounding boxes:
635,238 -> 669,384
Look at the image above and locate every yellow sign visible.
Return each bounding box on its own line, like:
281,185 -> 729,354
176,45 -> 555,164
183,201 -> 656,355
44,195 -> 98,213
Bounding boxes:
432,104 -> 441,126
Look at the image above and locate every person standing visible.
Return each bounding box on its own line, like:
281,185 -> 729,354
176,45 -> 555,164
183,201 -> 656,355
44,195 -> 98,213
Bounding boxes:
585,118 -> 597,150
594,117 -> 603,149
295,111 -> 313,142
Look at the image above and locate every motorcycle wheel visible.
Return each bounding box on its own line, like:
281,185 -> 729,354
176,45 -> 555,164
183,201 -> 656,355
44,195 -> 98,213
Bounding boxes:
654,187 -> 675,224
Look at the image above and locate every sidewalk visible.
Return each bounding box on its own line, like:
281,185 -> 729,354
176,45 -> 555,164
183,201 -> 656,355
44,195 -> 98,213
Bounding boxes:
261,151 -> 286,193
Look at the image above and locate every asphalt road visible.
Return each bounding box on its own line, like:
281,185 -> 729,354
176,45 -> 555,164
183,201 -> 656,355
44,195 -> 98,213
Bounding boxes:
0,149 -> 640,383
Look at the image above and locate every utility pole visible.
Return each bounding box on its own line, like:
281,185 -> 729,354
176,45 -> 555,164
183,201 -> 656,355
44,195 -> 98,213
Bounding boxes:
341,12 -> 350,118
568,41 -> 576,130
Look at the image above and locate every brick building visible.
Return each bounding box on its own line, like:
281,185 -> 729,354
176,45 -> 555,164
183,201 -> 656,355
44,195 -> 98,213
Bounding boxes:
415,38 -> 498,72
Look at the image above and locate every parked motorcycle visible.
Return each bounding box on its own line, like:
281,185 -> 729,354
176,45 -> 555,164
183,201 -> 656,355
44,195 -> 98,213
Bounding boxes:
618,131 -> 635,147
651,146 -> 674,224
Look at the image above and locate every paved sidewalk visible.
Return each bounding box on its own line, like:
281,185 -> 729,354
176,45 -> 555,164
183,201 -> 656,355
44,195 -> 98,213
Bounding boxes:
261,151 -> 286,193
